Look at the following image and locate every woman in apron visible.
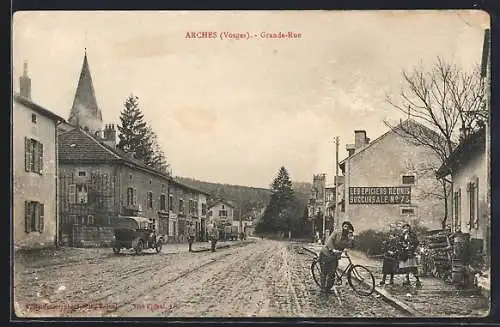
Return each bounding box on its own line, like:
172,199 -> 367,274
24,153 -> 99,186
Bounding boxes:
398,223 -> 422,288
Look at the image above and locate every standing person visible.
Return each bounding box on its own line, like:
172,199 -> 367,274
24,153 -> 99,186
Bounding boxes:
318,221 -> 355,290
398,223 -> 422,287
208,223 -> 218,252
188,223 -> 195,252
379,232 -> 399,286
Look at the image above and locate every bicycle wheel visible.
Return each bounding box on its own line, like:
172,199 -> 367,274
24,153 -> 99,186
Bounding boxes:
347,264 -> 375,296
311,259 -> 335,290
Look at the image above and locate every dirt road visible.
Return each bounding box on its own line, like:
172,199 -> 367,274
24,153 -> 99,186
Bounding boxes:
14,238 -> 405,318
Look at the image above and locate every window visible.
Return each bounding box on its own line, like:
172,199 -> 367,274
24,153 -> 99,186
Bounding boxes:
202,203 -> 207,216
160,194 -> 166,211
129,174 -> 133,180
78,171 -> 86,177
169,194 -> 173,211
127,187 -> 137,206
454,189 -> 461,231
31,114 -> 37,123
179,199 -> 184,213
147,192 -> 153,209
219,210 -> 227,217
467,179 -> 479,229
194,200 -> 198,216
76,184 -> 88,204
400,207 -> 416,216
87,215 -> 95,225
24,137 -> 43,174
68,184 -> 88,204
402,175 -> 416,185
222,205 -> 225,210
24,201 -> 44,233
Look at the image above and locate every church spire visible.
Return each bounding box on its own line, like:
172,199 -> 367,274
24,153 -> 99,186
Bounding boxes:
68,50 -> 103,133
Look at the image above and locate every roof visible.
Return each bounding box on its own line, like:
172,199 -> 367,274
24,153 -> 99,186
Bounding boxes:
436,127 -> 486,178
339,119 -> 446,170
208,199 -> 236,209
14,94 -> 65,123
58,126 -> 171,180
58,126 -> 211,195
170,178 -> 211,196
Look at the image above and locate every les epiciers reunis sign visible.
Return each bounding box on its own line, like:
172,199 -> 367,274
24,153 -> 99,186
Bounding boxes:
349,187 -> 411,204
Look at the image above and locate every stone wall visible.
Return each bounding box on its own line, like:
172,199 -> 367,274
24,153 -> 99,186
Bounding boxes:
72,224 -> 114,247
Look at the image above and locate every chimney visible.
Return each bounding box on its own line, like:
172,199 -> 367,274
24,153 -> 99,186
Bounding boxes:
103,124 -> 117,148
19,61 -> 32,100
354,130 -> 368,149
346,144 -> 355,156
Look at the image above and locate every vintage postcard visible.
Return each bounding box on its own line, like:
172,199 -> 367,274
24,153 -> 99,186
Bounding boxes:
11,10 -> 491,319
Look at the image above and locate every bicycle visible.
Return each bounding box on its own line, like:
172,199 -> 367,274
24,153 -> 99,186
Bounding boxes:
310,249 -> 375,296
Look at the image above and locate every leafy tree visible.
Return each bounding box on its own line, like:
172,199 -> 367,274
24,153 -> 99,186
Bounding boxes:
256,166 -> 296,235
117,94 -> 169,172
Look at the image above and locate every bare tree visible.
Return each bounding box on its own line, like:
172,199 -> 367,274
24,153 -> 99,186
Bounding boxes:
386,57 -> 487,228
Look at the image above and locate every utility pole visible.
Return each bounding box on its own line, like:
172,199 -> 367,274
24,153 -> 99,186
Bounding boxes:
334,136 -> 340,231
239,189 -> 243,239
322,173 -> 326,242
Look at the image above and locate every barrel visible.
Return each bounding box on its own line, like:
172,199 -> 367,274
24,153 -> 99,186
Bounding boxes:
451,259 -> 465,284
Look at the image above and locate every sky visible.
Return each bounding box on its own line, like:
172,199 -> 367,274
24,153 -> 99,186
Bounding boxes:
12,10 -> 489,188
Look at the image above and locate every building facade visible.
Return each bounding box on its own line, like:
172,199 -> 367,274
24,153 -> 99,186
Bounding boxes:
338,121 -> 445,233
13,66 -> 65,249
168,180 -> 210,242
437,127 -> 488,260
208,200 -> 235,225
58,126 -> 173,246
308,174 -> 335,237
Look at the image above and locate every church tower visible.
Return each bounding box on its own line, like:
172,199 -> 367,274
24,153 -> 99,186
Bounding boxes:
19,61 -> 32,99
68,50 -> 103,134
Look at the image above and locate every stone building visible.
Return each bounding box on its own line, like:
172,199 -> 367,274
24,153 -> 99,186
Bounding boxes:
58,126 -> 210,245
308,174 -> 335,237
168,179 -> 209,242
338,120 -> 445,233
208,200 -> 235,224
437,127 -> 488,262
57,50 -> 210,246
58,126 -> 171,246
13,63 -> 65,249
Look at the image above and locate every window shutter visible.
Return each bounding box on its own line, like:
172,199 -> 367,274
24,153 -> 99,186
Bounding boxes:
38,143 -> 44,174
68,184 -> 76,204
39,203 -> 44,232
25,201 -> 32,233
33,140 -> 40,173
24,138 -> 30,172
133,188 -> 137,206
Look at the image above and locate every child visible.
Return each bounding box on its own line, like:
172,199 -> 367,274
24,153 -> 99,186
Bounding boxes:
379,234 -> 399,286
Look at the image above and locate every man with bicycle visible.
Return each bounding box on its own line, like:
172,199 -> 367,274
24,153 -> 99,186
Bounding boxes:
318,221 -> 355,290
